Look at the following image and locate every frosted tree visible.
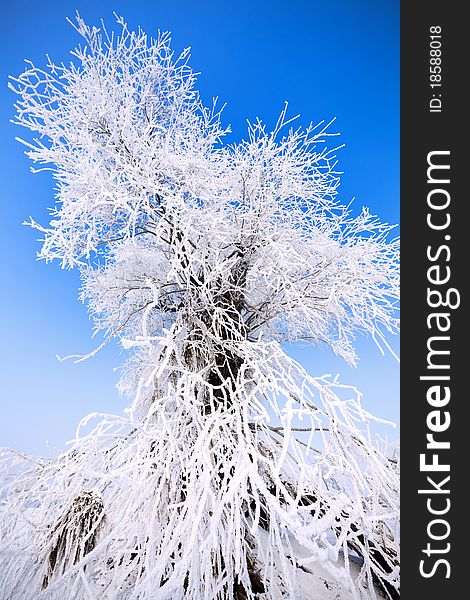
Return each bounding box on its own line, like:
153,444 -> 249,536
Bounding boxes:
1,16 -> 400,600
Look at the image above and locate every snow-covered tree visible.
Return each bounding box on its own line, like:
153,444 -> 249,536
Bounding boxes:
1,16 -> 400,599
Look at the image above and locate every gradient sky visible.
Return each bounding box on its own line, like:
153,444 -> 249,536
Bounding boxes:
0,0 -> 399,455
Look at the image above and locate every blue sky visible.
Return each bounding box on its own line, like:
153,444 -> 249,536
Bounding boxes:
0,0 -> 399,455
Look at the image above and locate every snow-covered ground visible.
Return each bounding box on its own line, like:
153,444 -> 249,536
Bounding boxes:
266,532 -> 363,600
294,564 -> 356,600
